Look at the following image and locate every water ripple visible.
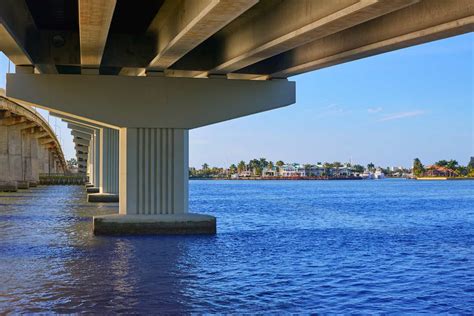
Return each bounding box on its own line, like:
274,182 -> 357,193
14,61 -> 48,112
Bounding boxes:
0,180 -> 473,313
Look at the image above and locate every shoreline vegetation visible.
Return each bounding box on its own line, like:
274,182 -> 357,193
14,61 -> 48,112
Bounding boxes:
189,157 -> 474,181
412,158 -> 474,180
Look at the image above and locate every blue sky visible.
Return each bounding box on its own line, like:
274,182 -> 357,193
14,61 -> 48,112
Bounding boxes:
1,33 -> 472,168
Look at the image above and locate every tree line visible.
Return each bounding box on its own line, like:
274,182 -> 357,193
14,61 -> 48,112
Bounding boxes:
412,158 -> 474,177
189,158 -> 407,178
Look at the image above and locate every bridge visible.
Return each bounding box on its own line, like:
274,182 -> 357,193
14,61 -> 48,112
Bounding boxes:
1,0 -> 472,234
0,90 -> 67,191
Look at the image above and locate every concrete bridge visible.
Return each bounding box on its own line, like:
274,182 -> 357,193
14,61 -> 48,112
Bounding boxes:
0,90 -> 67,191
0,0 -> 472,234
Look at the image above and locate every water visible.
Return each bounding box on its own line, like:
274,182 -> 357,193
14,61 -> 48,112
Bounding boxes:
0,179 -> 473,313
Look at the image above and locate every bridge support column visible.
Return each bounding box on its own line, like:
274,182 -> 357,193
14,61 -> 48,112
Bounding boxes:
93,127 -> 216,235
0,125 -> 17,191
85,131 -> 101,193
88,128 -> 119,203
29,133 -> 39,187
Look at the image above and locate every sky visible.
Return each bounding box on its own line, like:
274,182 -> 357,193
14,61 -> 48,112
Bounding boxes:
1,33 -> 472,168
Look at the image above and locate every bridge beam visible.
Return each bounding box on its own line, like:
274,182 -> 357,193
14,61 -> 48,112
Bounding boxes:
121,0 -> 258,76
237,0 -> 474,77
174,0 -> 418,76
71,130 -> 92,140
79,0 -> 116,70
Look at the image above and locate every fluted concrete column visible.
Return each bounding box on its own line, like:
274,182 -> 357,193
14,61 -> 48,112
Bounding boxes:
119,128 -> 189,215
94,130 -> 100,189
93,127 -> 215,234
88,127 -> 119,202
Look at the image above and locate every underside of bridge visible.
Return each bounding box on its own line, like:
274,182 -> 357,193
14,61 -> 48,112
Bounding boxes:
1,0 -> 472,234
0,90 -> 67,191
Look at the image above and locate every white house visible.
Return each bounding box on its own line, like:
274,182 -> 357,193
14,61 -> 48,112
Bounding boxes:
279,164 -> 306,177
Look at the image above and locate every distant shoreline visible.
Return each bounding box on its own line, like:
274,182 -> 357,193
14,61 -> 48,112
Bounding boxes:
190,176 -> 366,181
416,177 -> 474,181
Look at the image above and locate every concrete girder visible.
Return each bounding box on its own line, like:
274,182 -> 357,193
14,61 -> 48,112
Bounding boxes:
0,110 -> 12,119
0,24 -> 32,67
76,153 -> 88,160
0,0 -> 57,73
238,0 -> 474,78
33,131 -> 49,139
16,122 -> 37,130
71,130 -> 92,140
43,143 -> 56,149
73,137 -> 90,146
121,0 -> 258,76
79,0 -> 116,69
75,145 -> 89,153
66,122 -> 97,134
0,116 -> 26,126
6,74 -> 295,128
176,0 -> 419,76
39,137 -> 54,146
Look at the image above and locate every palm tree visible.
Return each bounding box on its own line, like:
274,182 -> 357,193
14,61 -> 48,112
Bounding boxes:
367,163 -> 375,171
446,160 -> 458,170
413,158 -> 424,177
435,160 -> 448,167
323,162 -> 333,176
303,164 -> 312,176
276,160 -> 285,167
237,161 -> 246,174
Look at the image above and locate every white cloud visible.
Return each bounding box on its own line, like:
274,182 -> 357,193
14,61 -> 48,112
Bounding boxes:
378,110 -> 426,122
368,107 -> 383,113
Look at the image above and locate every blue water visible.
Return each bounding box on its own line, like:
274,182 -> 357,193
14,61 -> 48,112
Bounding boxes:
0,179 -> 473,313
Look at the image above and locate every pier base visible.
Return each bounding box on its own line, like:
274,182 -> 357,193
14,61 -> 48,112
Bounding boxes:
88,193 -> 119,203
0,181 -> 17,192
29,181 -> 38,187
93,213 -> 216,235
17,181 -> 29,189
86,187 -> 100,193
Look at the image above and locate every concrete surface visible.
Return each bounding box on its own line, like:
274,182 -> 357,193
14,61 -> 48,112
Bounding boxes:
88,193 -> 119,203
93,213 -> 216,235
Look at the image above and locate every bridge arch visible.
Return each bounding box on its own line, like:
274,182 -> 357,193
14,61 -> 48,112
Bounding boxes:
0,89 -> 67,191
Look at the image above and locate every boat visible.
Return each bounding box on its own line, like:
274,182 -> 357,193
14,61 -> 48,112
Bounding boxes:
374,169 -> 385,179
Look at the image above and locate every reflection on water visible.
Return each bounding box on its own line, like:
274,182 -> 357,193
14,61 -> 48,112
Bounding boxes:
0,180 -> 473,313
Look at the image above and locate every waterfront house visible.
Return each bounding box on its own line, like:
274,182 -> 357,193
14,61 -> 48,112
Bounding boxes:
238,170 -> 253,178
279,164 -> 306,177
424,165 -> 456,177
262,166 -> 278,177
333,165 -> 354,177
